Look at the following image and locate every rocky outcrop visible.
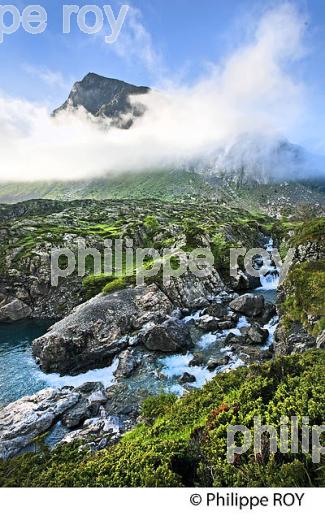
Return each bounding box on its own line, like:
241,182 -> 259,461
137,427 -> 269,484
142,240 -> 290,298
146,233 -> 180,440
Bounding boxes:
32,284 -> 173,374
316,331 -> 325,350
0,383 -> 110,459
142,318 -> 193,353
229,294 -> 265,317
274,323 -> 317,356
53,73 -> 150,129
0,294 -> 32,322
275,220 -> 325,355
31,261 -> 227,374
159,268 -> 225,309
0,388 -> 80,459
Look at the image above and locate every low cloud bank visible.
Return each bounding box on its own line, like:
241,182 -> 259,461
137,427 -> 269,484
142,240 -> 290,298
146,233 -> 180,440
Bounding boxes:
0,4 -> 322,183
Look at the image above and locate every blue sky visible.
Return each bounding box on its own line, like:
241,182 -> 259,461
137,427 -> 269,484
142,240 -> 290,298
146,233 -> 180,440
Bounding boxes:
0,0 -> 324,112
1,0 -> 325,181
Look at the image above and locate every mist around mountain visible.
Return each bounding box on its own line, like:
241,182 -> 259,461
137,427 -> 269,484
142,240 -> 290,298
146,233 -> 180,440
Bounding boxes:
1,72 -> 325,206
53,73 -> 150,129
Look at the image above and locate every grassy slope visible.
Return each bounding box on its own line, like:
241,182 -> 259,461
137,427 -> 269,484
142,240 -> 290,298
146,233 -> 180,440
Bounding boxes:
0,170 -> 216,203
280,218 -> 325,336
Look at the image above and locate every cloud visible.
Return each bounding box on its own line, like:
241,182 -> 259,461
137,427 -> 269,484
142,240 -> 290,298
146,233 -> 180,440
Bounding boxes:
0,3 -> 320,183
111,6 -> 166,81
22,64 -> 71,91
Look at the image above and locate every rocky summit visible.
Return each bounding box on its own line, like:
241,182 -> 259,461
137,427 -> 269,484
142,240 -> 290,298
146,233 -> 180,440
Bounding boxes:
53,73 -> 150,129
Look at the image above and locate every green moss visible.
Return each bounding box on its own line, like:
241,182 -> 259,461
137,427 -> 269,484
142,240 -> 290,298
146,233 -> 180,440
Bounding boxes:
82,274 -> 115,299
141,394 -> 178,423
291,217 -> 325,246
281,260 -> 325,336
1,350 -> 324,487
102,278 -> 127,294
210,232 -> 233,271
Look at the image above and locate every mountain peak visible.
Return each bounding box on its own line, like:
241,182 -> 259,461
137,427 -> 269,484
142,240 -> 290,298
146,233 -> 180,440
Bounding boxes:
53,73 -> 150,128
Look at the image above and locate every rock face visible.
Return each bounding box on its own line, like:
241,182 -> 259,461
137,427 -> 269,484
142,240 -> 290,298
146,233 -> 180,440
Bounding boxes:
316,331 -> 325,350
0,294 -> 32,322
31,264 -> 224,374
142,318 -> 193,353
0,388 -> 80,459
161,268 -> 224,309
113,350 -> 140,379
0,383 -> 110,459
274,323 -> 317,356
275,225 -> 325,356
53,73 -> 150,129
32,284 -> 173,374
229,294 -> 265,317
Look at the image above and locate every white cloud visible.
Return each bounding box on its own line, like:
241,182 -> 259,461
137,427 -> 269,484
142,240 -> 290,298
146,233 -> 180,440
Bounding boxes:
22,64 -> 71,91
111,6 -> 166,81
0,4 -> 318,183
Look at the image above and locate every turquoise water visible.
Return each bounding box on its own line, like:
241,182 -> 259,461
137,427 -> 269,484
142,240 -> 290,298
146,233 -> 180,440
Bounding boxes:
0,280 -> 279,410
0,320 -> 119,409
0,320 -> 52,408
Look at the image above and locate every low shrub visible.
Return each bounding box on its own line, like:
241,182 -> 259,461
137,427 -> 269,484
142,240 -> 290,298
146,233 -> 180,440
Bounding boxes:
1,350 -> 324,488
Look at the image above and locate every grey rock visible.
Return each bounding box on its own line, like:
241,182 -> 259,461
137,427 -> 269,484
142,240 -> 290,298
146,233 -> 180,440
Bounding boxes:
32,284 -> 173,374
197,315 -> 220,331
246,324 -> 269,344
205,302 -> 228,319
142,318 -> 193,353
114,350 -> 140,378
274,323 -> 317,356
217,320 -> 234,330
316,330 -> 325,349
0,295 -> 32,322
207,356 -> 231,371
0,388 -> 80,459
255,302 -> 277,325
179,372 -> 196,384
189,352 -> 206,367
229,294 -> 265,317
61,398 -> 90,428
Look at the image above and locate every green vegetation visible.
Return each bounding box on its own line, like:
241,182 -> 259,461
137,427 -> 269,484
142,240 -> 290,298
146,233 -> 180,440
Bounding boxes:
210,232 -> 232,271
1,350 -> 324,487
290,217 -> 325,246
102,277 -> 127,294
281,260 -> 325,336
0,170 -> 216,204
82,274 -> 115,299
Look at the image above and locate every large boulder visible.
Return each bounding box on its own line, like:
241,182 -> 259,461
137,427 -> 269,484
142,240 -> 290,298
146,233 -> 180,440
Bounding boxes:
113,350 -> 140,379
0,294 -> 32,322
246,324 -> 269,344
32,284 -> 173,375
0,388 -> 79,459
229,294 -> 265,317
160,268 -> 224,310
142,318 -> 193,353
